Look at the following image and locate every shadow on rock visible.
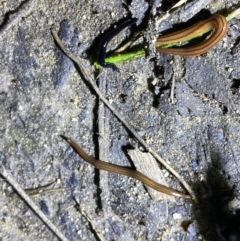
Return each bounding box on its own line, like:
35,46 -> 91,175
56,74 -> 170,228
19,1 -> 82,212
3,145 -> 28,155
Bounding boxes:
192,153 -> 240,241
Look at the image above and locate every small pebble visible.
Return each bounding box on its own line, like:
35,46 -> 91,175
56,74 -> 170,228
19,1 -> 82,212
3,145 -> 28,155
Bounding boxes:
173,213 -> 182,220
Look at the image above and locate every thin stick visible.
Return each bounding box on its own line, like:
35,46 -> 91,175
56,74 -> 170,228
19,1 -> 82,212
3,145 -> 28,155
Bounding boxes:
156,0 -> 188,25
0,165 -> 70,241
170,77 -> 176,104
51,29 -> 195,200
226,7 -> 240,21
74,198 -> 106,241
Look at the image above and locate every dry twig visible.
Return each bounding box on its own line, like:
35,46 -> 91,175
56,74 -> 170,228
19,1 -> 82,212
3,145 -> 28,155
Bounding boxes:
51,29 -> 195,200
0,165 -> 69,241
